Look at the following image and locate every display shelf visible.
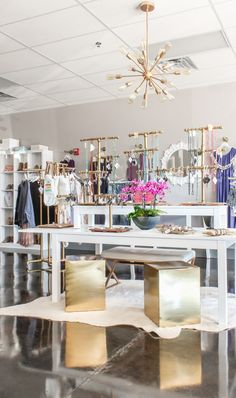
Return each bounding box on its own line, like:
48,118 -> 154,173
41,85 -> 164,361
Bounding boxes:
0,145 -> 53,263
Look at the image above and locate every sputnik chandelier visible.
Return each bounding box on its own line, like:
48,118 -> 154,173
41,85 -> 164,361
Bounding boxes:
107,1 -> 189,107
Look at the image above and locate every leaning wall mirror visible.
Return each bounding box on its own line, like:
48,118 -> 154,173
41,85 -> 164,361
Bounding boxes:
161,142 -> 192,186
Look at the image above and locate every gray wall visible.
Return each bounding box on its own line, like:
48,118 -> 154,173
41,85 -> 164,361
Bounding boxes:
9,81 -> 236,202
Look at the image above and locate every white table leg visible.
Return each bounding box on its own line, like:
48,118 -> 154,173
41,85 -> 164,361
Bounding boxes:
218,331 -> 229,398
51,234 -> 61,303
95,244 -> 102,256
205,256 -> 211,287
130,245 -> 136,280
186,215 -> 192,252
186,215 -> 191,227
217,241 -> 228,326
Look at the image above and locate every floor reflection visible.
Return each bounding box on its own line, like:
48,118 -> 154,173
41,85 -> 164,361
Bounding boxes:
0,256 -> 236,397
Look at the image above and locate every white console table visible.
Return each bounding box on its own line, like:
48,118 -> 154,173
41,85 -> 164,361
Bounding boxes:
73,204 -> 228,229
73,204 -> 228,263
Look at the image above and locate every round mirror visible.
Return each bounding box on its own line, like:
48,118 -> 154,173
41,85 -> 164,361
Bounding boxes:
161,142 -> 192,186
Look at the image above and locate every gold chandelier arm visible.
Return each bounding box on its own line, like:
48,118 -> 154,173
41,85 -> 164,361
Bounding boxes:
152,64 -> 166,75
152,76 -> 167,84
134,77 -> 146,93
150,44 -> 171,73
129,65 -> 145,73
126,52 -> 146,72
152,76 -> 174,89
150,79 -> 164,95
142,80 -> 148,108
149,52 -> 165,73
120,74 -> 143,78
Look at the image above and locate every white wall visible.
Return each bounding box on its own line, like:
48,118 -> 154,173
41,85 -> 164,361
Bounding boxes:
0,115 -> 13,140
9,81 -> 236,202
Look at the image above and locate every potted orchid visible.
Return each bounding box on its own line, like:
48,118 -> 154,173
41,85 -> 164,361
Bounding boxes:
120,179 -> 168,230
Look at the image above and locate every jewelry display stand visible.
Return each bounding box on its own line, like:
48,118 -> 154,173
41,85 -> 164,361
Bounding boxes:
124,130 -> 162,182
89,194 -> 130,233
80,136 -> 119,201
184,125 -> 223,203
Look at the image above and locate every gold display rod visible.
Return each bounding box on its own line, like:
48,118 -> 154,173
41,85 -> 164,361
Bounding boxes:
157,166 -> 217,173
78,170 -> 109,175
184,125 -> 222,133
101,155 -> 120,159
80,136 -> 119,142
124,147 -> 159,154
129,131 -> 162,137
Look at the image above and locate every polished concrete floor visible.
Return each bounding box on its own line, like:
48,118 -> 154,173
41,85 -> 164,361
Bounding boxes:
0,254 -> 236,398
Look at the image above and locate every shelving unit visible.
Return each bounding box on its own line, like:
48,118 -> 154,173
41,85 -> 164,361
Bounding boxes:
0,146 -> 53,264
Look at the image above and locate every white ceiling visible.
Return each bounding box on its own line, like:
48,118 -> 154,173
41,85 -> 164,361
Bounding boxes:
0,0 -> 235,114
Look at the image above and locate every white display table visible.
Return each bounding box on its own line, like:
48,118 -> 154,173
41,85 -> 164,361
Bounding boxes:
22,226 -> 236,327
73,204 -> 228,278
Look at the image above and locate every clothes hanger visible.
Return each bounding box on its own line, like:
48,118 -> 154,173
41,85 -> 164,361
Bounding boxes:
216,136 -> 232,155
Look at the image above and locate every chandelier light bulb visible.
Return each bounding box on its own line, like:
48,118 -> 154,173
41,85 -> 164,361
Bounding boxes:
141,97 -> 148,108
166,92 -> 175,100
107,74 -> 123,80
128,66 -> 139,72
107,74 -> 116,80
164,42 -> 172,51
119,46 -> 128,56
119,82 -> 133,91
128,93 -> 137,103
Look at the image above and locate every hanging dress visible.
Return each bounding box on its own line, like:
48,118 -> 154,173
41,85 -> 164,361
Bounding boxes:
216,147 -> 236,228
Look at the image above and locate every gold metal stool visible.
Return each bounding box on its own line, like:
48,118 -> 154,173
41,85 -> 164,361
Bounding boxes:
144,261 -> 200,327
65,260 -> 106,312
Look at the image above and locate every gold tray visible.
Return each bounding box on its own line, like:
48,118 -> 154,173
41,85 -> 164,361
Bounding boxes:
90,227 -> 131,233
180,202 -> 226,206
37,223 -> 74,228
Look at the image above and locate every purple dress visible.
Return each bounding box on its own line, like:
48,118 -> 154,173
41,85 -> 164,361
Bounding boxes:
216,147 -> 236,228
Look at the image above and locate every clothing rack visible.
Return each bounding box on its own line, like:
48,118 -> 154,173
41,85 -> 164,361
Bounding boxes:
26,172 -> 52,269
26,163 -> 76,269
